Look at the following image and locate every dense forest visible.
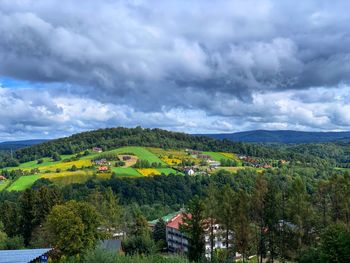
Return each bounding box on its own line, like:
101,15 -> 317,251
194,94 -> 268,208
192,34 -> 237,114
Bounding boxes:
0,166 -> 349,262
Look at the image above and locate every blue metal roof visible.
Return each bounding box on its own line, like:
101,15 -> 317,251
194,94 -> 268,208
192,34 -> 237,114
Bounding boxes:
100,239 -> 122,251
0,248 -> 52,263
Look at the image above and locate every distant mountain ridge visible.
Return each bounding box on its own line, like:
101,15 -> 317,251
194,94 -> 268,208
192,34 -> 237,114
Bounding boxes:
200,130 -> 350,144
0,139 -> 48,151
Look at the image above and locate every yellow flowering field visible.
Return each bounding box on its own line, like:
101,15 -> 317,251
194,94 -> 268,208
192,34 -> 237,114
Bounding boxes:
42,170 -> 93,186
137,168 -> 161,176
221,152 -> 240,161
161,156 -> 182,165
41,170 -> 93,179
38,159 -> 92,172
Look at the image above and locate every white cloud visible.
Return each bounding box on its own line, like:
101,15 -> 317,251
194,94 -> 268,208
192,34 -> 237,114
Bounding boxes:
0,0 -> 350,139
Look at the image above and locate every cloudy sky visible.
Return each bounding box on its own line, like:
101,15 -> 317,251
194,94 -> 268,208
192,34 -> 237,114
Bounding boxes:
1,0 -> 350,141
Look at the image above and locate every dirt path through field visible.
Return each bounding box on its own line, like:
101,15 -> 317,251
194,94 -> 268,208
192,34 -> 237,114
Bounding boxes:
118,155 -> 138,167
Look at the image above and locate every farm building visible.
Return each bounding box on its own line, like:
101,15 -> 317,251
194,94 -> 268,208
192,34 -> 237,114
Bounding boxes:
92,147 -> 103,153
98,166 -> 109,172
122,155 -> 132,161
0,175 -> 6,180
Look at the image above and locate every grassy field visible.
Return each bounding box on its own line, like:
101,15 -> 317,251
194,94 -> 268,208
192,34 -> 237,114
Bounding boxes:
3,154 -> 78,172
0,180 -> 10,191
112,167 -> 142,177
217,167 -> 264,174
0,146 -> 212,191
203,151 -> 233,161
101,147 -> 165,164
43,170 -> 94,187
37,159 -> 92,172
7,174 -> 42,191
148,147 -> 200,165
157,168 -> 181,175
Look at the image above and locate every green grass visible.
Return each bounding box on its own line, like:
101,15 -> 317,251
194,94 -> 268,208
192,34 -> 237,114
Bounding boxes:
3,154 -> 75,172
0,180 -> 10,191
111,167 -> 142,177
203,151 -> 232,161
48,173 -> 93,187
7,174 -> 42,191
102,147 -> 166,164
157,168 -> 182,175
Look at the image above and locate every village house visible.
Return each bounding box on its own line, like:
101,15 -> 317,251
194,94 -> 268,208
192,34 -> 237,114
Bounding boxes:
93,158 -> 108,165
207,160 -> 220,169
92,147 -> 103,153
0,175 -> 6,181
98,166 -> 109,172
185,168 -> 195,176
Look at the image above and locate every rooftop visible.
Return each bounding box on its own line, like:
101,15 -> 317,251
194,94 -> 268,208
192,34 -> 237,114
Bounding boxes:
0,248 -> 52,263
148,211 -> 181,226
166,212 -> 191,230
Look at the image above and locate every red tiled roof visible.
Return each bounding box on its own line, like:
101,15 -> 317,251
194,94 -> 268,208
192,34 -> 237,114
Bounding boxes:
98,166 -> 109,171
167,212 -> 191,230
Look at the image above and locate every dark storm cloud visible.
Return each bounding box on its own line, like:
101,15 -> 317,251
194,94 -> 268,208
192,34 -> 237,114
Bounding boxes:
1,0 -> 350,139
1,1 -> 350,100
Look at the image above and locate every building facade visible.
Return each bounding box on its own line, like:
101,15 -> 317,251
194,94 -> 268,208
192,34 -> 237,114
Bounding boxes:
165,212 -> 234,258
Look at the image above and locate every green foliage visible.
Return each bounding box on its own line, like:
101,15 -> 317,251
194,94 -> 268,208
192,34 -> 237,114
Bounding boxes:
45,200 -> 100,256
60,248 -> 189,263
115,160 -> 126,167
319,224 -> 350,263
299,224 -> 350,263
181,196 -> 206,262
0,221 -> 7,249
88,188 -> 123,237
219,158 -> 237,167
134,159 -> 162,168
153,218 -> 167,250
52,152 -> 62,162
123,234 -> 157,255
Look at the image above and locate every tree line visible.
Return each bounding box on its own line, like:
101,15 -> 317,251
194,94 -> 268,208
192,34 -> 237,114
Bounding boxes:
0,166 -> 349,262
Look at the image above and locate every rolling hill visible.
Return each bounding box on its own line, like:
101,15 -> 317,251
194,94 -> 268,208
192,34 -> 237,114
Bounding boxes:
201,130 -> 350,144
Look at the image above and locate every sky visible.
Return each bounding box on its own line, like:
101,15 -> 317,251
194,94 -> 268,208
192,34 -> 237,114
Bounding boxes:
1,0 -> 350,141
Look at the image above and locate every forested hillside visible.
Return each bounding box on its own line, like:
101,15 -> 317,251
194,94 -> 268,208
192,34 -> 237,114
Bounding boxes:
203,130 -> 350,143
2,127 -> 350,169
13,127 -> 283,163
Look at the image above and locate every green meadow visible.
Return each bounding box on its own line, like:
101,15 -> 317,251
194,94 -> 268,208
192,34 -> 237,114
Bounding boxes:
203,151 -> 233,161
112,167 -> 142,177
7,174 -> 42,191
